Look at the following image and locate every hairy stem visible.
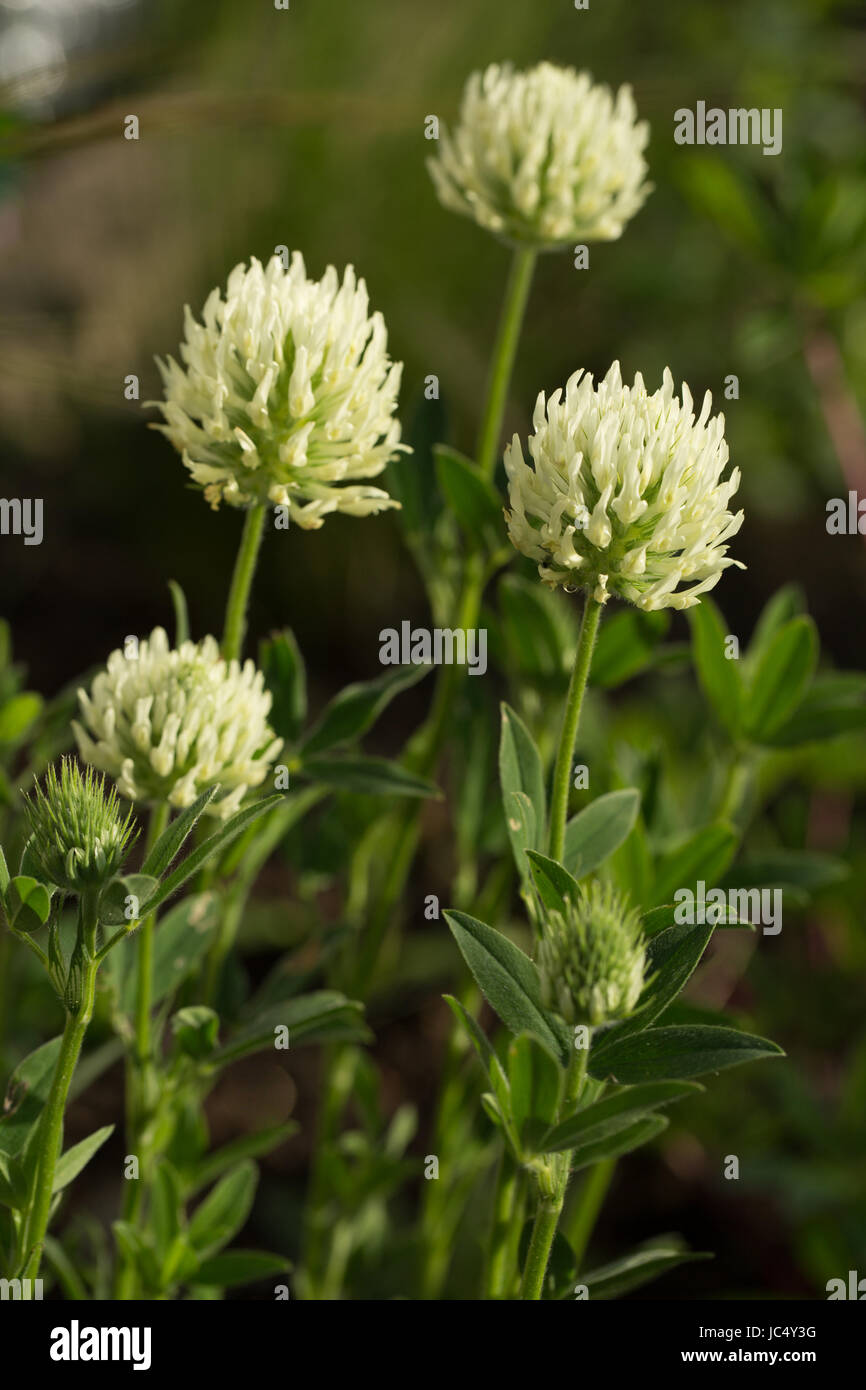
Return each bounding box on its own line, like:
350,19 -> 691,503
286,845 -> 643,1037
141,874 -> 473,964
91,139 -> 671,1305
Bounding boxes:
22,896 -> 99,1282
548,595 -> 603,863
222,502 -> 267,663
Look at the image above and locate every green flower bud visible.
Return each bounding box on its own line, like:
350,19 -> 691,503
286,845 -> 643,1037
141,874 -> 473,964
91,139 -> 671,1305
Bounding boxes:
537,881 -> 645,1027
22,759 -> 138,894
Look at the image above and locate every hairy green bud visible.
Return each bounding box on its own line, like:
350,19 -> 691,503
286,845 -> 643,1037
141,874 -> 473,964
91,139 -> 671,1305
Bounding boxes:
22,758 -> 138,893
538,881 -> 645,1027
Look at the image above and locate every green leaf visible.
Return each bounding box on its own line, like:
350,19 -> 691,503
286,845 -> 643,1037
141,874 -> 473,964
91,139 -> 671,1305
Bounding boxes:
0,845 -> 9,901
189,1124 -> 298,1194
52,1125 -> 114,1194
678,154 -> 776,259
435,444 -> 504,551
302,665 -> 428,756
652,824 -> 737,907
443,994 -> 506,1087
384,393 -> 444,542
688,598 -> 743,736
0,692 -> 43,745
590,1025 -> 784,1084
194,1249 -> 290,1288
0,1037 -> 62,1158
744,616 -> 818,742
541,1081 -> 702,1153
5,875 -> 52,932
718,850 -> 847,895
187,1161 -> 258,1260
590,609 -> 668,689
525,850 -> 581,915
167,579 -> 190,646
143,795 -> 284,914
141,787 -> 219,879
259,630 -> 307,744
98,874 -> 159,927
300,755 -> 440,800
213,992 -> 368,1066
0,1151 -> 27,1208
761,674 -> 866,746
598,922 -> 716,1050
641,903 -> 752,937
498,574 -> 571,680
172,1006 -> 220,1060
582,1242 -> 712,1299
563,789 -> 640,879
504,792 -> 538,893
444,910 -> 570,1066
507,1033 -> 563,1152
120,892 -> 221,1015
499,703 -> 546,850
570,1113 -> 669,1171
745,585 -> 805,675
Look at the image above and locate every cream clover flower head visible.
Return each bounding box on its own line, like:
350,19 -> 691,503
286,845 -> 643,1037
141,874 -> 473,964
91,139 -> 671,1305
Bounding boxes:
538,882 -> 645,1029
505,362 -> 745,611
73,628 -> 282,820
427,62 -> 651,249
152,253 -> 406,529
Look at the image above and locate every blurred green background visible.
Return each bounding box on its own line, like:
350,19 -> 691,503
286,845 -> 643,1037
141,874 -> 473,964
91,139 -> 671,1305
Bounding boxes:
1,0 -> 865,1299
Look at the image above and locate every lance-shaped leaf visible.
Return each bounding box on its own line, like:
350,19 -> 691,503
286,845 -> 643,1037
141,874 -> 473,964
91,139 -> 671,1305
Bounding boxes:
194,1250 -> 291,1289
444,910 -> 570,1066
0,1036 -> 62,1158
142,795 -> 284,914
299,755 -> 440,799
688,598 -> 743,736
652,823 -> 737,907
141,786 -> 218,879
540,1080 -> 702,1154
563,789 -> 640,879
499,703 -> 546,851
507,1033 -> 563,1153
744,615 -> 817,742
53,1125 -> 114,1194
582,1241 -> 712,1299
213,992 -> 368,1067
301,664 -> 429,757
187,1161 -> 258,1261
526,850 -> 581,915
435,444 -> 505,551
260,628 -> 307,744
569,1113 -> 669,1171
590,1024 -> 784,1084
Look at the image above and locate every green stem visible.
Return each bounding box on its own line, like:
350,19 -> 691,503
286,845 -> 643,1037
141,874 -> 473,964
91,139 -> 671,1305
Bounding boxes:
486,1151 -> 521,1299
475,246 -> 537,480
520,1044 -> 590,1300
548,596 -> 603,863
116,801 -> 169,1299
22,900 -> 99,1282
520,1194 -> 563,1301
222,503 -> 267,662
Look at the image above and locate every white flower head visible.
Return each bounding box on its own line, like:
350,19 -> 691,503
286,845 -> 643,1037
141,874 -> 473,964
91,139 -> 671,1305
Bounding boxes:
151,253 -> 407,529
73,628 -> 283,820
505,362 -> 744,611
427,62 -> 651,249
